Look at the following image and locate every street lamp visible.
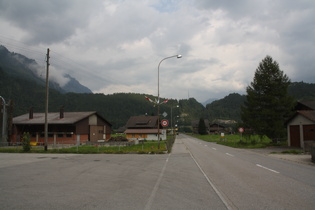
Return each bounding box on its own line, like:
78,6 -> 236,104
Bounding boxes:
157,54 -> 182,149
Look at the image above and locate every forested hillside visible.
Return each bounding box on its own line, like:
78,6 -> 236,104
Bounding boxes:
288,82 -> 315,101
0,64 -> 191,128
0,45 -> 92,94
205,93 -> 246,122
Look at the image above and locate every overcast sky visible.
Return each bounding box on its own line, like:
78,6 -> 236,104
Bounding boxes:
0,0 -> 314,102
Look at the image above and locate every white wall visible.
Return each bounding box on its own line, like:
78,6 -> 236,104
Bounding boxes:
287,114 -> 314,148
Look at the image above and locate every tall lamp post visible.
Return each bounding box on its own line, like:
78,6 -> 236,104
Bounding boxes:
157,55 -> 182,149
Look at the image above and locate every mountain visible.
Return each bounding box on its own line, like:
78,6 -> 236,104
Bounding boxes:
63,74 -> 92,94
0,45 -> 92,94
202,98 -> 218,107
205,93 -> 246,122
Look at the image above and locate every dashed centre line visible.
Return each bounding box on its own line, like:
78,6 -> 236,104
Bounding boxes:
226,153 -> 234,157
256,164 -> 280,174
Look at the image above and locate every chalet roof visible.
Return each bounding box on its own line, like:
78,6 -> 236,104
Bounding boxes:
13,111 -> 112,126
296,101 -> 315,111
209,123 -> 225,128
125,116 -> 158,129
297,110 -> 315,123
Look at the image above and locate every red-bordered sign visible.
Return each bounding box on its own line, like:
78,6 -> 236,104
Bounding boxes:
238,127 -> 244,133
161,119 -> 169,127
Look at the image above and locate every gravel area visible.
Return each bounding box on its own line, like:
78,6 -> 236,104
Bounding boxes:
249,147 -> 314,166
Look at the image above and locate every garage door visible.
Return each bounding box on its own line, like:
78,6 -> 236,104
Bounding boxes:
289,125 -> 300,147
303,124 -> 315,140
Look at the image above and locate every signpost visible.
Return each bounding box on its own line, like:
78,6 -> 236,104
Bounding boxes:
238,127 -> 244,142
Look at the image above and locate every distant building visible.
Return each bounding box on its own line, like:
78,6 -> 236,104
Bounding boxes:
209,123 -> 225,134
10,108 -> 112,145
124,115 -> 166,140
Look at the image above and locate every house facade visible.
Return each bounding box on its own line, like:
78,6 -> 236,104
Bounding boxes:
209,123 -> 225,134
124,115 -> 166,141
10,108 -> 112,145
287,101 -> 315,151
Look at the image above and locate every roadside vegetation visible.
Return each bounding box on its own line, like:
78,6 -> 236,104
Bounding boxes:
190,133 -> 285,149
0,134 -> 176,154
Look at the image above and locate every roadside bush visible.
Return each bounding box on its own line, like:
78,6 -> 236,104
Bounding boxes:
22,132 -> 31,152
108,136 -> 128,142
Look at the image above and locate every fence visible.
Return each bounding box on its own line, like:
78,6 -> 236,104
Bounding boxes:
0,140 -> 136,150
86,141 -> 135,147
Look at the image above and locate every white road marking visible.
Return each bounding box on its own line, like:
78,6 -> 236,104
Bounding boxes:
144,154 -> 170,210
256,164 -> 280,174
226,153 -> 234,157
212,148 -> 217,150
205,145 -> 208,147
188,150 -> 233,210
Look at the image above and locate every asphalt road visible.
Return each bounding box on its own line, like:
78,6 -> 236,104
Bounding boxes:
0,134 -> 314,209
179,134 -> 315,209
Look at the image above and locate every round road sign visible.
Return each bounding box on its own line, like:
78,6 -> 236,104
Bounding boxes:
161,119 -> 169,127
238,127 -> 244,133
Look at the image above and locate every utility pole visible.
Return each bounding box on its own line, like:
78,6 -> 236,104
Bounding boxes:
0,96 -> 6,143
44,48 -> 50,151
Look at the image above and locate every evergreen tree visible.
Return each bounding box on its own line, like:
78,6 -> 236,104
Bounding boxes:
198,118 -> 208,135
241,56 -> 295,142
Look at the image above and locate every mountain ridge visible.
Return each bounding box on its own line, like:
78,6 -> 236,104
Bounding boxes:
0,45 -> 92,94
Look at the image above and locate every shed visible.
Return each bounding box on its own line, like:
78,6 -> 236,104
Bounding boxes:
286,110 -> 315,151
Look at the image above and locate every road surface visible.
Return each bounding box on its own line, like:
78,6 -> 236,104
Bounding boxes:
0,134 -> 314,209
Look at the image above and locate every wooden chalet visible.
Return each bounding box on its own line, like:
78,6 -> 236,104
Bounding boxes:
124,115 -> 166,141
209,123 -> 225,134
10,108 -> 112,145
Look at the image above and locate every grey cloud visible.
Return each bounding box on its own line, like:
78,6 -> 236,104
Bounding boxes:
0,0 -> 103,44
0,0 -> 314,102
